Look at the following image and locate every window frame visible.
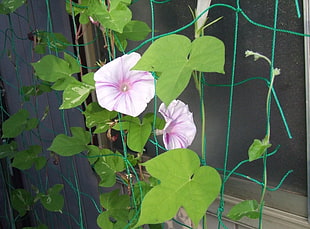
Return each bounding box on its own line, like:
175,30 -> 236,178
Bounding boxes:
304,0 -> 310,223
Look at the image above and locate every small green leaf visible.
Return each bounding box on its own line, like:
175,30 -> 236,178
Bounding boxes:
25,118 -> 39,130
122,20 -> 151,41
87,0 -> 132,33
38,184 -> 64,212
51,76 -> 78,91
227,200 -> 260,221
48,127 -> 91,156
83,102 -> 117,133
2,109 -> 38,138
32,55 -> 74,82
92,148 -> 125,187
33,31 -> 69,54
127,120 -> 152,153
97,189 -> 131,229
22,84 -> 52,101
11,189 -> 34,216
94,161 -> 116,187
0,0 -> 25,14
0,141 -> 18,159
12,145 -> 46,170
59,81 -> 94,109
82,72 -> 95,87
135,149 -> 221,227
23,224 -> 48,229
143,113 -> 165,130
248,138 -> 272,162
64,53 -> 80,73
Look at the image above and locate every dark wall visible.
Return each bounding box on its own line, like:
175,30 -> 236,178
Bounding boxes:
130,0 -> 306,195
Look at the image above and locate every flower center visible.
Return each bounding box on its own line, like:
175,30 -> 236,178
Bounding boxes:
120,83 -> 130,92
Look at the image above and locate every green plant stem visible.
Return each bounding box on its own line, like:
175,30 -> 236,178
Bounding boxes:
258,67 -> 277,229
193,70 -> 207,228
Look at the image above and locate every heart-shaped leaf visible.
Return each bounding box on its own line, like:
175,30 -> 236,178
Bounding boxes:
248,137 -> 272,162
133,34 -> 225,105
135,148 -> 221,227
227,200 -> 260,221
97,189 -> 130,229
48,127 -> 91,156
38,184 -> 64,212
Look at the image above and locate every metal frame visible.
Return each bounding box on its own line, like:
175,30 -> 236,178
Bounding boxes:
303,0 -> 310,223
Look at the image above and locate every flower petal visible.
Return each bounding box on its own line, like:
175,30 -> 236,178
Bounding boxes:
159,100 -> 196,150
94,52 -> 155,117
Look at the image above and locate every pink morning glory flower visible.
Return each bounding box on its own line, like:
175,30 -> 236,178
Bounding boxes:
158,100 -> 196,150
94,52 -> 155,117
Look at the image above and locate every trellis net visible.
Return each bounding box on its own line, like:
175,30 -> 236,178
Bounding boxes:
0,0 -> 308,229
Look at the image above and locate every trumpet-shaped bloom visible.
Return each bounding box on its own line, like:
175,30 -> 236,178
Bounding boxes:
94,52 -> 155,117
159,100 -> 196,150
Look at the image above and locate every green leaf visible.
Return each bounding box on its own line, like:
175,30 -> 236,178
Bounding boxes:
121,20 -> 151,41
143,113 -> 165,130
127,119 -> 152,153
133,181 -> 152,206
12,145 -> 46,170
64,53 -> 80,73
133,34 -> 225,105
11,189 -> 34,216
149,224 -> 163,229
97,189 -> 131,229
48,127 -> 91,156
23,224 -> 48,229
94,161 -> 117,187
227,200 -> 260,221
135,149 -> 221,227
83,102 -> 117,133
59,81 -> 94,109
32,55 -> 75,82
0,0 -> 25,14
92,148 -> 125,187
51,76 -> 78,91
85,0 -> 131,33
2,109 -> 38,138
82,72 -> 95,87
0,141 -> 18,159
248,137 -> 272,162
22,84 -> 52,101
33,31 -> 69,54
38,184 -> 64,212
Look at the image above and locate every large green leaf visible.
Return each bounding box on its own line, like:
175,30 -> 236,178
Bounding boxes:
38,184 -> 64,212
11,189 -> 34,216
12,145 -> 46,170
135,149 -> 221,227
133,34 -> 225,105
48,127 -> 91,156
0,0 -> 25,14
227,200 -> 260,221
2,109 -> 38,138
97,189 -> 131,229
